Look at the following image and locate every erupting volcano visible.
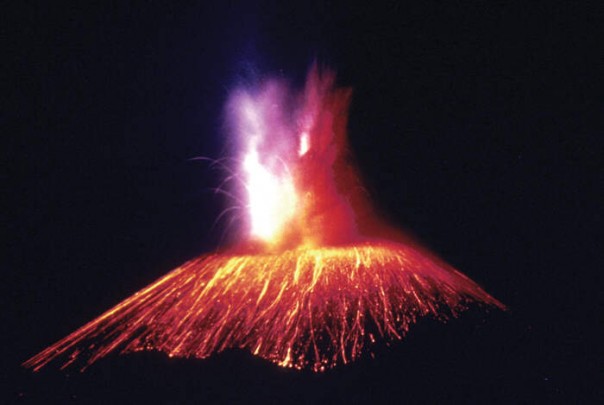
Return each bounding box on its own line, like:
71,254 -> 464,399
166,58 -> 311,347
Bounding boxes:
24,65 -> 504,372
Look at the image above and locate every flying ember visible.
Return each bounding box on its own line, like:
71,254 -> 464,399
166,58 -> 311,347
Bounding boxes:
24,65 -> 504,372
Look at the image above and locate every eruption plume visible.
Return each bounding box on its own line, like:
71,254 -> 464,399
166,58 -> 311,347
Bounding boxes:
24,65 -> 504,372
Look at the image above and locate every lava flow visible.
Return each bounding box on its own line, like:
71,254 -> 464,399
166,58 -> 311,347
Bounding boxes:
24,65 -> 504,372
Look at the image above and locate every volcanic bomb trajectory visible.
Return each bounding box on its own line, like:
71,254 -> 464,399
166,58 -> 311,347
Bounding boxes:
24,65 -> 504,372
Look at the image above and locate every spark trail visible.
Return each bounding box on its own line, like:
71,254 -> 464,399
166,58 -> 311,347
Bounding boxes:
24,65 -> 504,372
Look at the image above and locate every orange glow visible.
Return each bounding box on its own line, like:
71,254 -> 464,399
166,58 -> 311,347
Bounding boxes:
23,242 -> 503,372
24,65 -> 504,372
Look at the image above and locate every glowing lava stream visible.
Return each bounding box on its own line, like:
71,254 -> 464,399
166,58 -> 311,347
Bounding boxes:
24,65 -> 504,372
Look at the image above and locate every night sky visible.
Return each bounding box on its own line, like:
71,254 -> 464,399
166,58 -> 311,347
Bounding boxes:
4,2 -> 601,403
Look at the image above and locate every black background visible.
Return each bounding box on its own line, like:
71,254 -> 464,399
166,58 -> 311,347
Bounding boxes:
3,1 -> 601,403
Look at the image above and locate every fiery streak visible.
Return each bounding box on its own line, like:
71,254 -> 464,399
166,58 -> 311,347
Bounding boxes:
24,64 -> 504,372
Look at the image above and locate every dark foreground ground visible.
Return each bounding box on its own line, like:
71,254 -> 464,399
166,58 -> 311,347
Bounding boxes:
6,306 -> 600,403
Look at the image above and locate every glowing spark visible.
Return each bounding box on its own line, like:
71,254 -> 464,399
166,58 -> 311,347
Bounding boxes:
24,64 -> 504,373
299,132 -> 310,156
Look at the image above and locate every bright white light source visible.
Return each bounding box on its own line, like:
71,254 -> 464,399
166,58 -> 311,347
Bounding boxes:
299,132 -> 310,156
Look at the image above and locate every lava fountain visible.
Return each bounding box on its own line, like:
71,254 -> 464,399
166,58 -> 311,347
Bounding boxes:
24,65 -> 504,372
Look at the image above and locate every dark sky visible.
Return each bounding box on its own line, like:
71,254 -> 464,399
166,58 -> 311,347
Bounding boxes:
3,1 -> 601,403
